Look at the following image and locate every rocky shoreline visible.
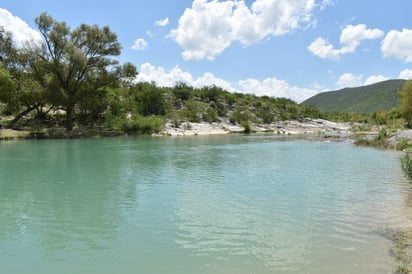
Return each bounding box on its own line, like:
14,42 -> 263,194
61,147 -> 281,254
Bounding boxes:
162,118 -> 354,137
161,118 -> 412,149
2,118 -> 412,150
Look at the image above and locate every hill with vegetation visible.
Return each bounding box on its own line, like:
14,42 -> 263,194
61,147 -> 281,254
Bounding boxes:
301,79 -> 407,113
0,13 -> 324,138
0,81 -> 323,137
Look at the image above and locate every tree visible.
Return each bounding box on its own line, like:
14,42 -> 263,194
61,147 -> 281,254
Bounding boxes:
399,81 -> 412,128
134,82 -> 165,116
0,28 -> 50,128
33,13 -> 136,130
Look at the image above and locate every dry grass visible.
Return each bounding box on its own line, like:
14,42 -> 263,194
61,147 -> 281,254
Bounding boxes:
0,129 -> 31,140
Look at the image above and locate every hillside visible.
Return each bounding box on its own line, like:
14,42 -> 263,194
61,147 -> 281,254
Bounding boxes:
301,79 -> 407,113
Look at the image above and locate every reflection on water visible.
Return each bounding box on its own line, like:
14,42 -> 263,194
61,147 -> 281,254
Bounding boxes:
0,136 -> 411,273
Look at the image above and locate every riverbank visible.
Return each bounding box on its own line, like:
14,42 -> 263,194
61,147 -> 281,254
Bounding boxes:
2,118 -> 412,151
0,118 -> 353,140
162,118 -> 354,137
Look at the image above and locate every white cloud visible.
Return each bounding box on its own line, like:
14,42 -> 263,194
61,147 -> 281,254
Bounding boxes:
134,63 -> 236,91
319,0 -> 334,10
0,8 -> 42,47
364,75 -> 388,86
336,73 -> 389,88
337,73 -> 363,88
194,72 -> 237,92
131,38 -> 149,51
399,69 -> 412,80
307,37 -> 342,60
134,62 -> 319,102
155,17 -> 170,27
135,63 -> 192,86
238,77 -> 319,103
308,24 -> 384,60
169,0 -> 317,61
382,28 -> 412,63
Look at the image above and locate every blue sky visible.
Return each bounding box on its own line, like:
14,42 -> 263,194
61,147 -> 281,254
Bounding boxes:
1,0 -> 411,102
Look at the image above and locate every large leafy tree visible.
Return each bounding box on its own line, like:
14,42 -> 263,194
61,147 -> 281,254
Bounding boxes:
33,13 -> 136,130
0,28 -> 49,128
399,81 -> 412,128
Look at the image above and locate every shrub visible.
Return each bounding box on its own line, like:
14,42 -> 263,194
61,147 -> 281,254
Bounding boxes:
230,108 -> 250,124
401,150 -> 412,179
122,115 -> 163,135
240,120 -> 251,133
203,107 -> 218,123
375,128 -> 388,141
181,100 -> 201,122
396,139 -> 411,151
256,108 -> 275,124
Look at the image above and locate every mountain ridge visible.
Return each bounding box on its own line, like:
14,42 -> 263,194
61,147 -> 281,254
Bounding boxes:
301,79 -> 407,113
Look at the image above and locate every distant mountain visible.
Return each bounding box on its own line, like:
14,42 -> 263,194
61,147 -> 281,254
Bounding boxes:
301,79 -> 407,113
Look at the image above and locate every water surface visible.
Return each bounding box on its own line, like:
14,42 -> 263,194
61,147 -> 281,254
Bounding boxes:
0,136 -> 411,273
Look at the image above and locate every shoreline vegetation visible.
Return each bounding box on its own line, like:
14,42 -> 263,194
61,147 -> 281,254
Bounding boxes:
2,117 -> 412,150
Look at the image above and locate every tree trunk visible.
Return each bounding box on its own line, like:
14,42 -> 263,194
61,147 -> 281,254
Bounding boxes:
65,104 -> 74,131
7,106 -> 37,129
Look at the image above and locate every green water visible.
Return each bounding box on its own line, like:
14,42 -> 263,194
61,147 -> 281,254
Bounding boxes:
0,136 -> 411,273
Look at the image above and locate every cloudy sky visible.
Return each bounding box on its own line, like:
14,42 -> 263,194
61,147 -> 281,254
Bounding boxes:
1,0 -> 411,102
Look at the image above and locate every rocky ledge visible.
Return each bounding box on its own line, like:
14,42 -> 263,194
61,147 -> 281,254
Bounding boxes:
162,118 -> 354,138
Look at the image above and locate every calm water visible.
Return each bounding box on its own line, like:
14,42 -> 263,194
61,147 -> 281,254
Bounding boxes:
0,135 -> 411,273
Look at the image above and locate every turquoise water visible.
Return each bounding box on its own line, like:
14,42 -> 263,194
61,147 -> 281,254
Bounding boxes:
0,136 -> 411,273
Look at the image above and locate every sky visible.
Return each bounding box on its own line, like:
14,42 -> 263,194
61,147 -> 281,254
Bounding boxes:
0,0 -> 412,102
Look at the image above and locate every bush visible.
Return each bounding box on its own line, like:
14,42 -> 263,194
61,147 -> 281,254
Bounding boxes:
203,107 -> 218,123
256,108 -> 275,124
230,108 -> 250,124
134,83 -> 166,116
396,139 -> 411,151
401,150 -> 412,179
122,115 -> 164,135
181,100 -> 201,122
240,120 -> 251,133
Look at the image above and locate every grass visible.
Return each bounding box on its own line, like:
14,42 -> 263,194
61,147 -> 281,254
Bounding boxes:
401,150 -> 412,179
0,128 -> 31,140
379,228 -> 412,273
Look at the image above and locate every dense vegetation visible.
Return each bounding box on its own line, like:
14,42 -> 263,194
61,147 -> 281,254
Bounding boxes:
1,12 -> 412,138
301,79 -> 406,113
0,13 -> 136,133
0,13 -> 324,136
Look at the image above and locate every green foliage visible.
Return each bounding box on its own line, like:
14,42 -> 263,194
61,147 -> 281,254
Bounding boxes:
197,85 -> 223,102
376,128 -> 388,140
0,66 -> 17,113
401,150 -> 412,179
134,83 -> 166,116
1,17 -> 343,136
230,108 -> 250,124
256,107 -> 275,124
180,100 -> 202,122
31,13 -> 137,130
77,89 -> 108,127
396,139 -> 411,151
240,120 -> 251,133
302,105 -> 321,118
121,115 -> 163,135
354,128 -> 389,148
203,106 -> 218,123
302,79 -> 406,113
172,82 -> 192,101
399,81 -> 412,128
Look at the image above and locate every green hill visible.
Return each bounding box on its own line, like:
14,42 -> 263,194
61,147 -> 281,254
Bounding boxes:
301,79 -> 407,113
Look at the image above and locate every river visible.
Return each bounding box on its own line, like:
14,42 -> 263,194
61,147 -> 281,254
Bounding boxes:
0,135 -> 411,273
